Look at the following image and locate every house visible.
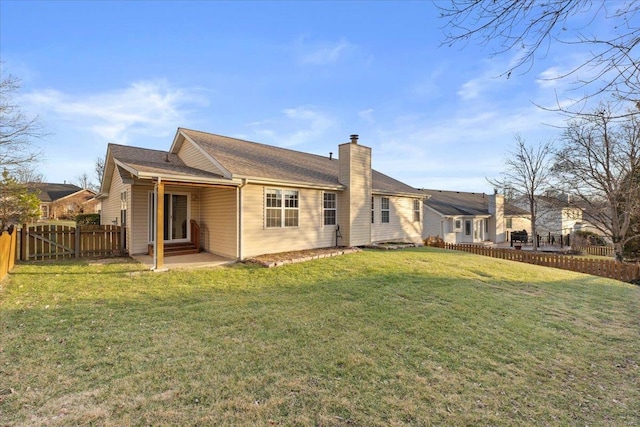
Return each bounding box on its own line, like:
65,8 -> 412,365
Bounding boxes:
28,182 -> 100,220
420,189 -> 531,244
98,128 -> 426,268
526,194 -> 604,241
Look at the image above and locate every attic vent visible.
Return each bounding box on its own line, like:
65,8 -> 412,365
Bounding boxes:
329,152 -> 333,160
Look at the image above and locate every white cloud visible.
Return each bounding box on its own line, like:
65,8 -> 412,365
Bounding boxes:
457,78 -> 484,100
358,108 -> 375,124
279,106 -> 336,147
22,79 -> 207,144
536,66 -> 566,89
295,36 -> 355,65
245,106 -> 337,149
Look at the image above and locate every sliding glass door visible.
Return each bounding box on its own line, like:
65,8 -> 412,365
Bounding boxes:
149,192 -> 190,242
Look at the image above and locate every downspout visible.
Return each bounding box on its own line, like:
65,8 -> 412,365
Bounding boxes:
237,179 -> 248,260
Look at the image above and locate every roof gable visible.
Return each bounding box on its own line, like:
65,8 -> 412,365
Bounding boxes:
180,128 -> 341,187
180,128 -> 423,195
28,183 -> 84,203
100,128 -> 424,197
104,143 -> 226,186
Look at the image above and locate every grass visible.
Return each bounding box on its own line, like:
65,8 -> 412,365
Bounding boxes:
1,248 -> 639,426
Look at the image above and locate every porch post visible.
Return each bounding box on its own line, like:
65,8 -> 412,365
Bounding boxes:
154,177 -> 166,271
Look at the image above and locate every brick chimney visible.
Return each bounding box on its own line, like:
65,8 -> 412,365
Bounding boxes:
338,134 -> 371,247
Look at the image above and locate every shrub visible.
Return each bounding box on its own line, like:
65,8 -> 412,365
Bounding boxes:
572,230 -> 607,246
76,213 -> 100,225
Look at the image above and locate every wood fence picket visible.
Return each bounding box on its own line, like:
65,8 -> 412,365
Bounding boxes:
0,227 -> 18,281
20,224 -> 124,261
439,243 -> 639,283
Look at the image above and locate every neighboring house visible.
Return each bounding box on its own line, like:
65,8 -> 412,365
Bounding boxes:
530,195 -> 603,238
28,183 -> 101,220
420,189 -> 531,244
98,129 -> 425,263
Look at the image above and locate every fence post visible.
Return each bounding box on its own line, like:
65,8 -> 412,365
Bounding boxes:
21,223 -> 27,261
75,225 -> 80,258
120,225 -> 125,255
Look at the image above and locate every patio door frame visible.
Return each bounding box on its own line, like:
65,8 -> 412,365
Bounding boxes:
148,191 -> 191,243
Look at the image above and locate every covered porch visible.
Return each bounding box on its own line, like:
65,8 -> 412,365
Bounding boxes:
132,251 -> 236,271
145,177 -> 241,271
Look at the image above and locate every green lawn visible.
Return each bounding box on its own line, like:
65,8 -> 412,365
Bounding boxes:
1,248 -> 638,426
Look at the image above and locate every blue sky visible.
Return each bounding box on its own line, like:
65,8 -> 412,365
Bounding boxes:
2,1 -> 599,192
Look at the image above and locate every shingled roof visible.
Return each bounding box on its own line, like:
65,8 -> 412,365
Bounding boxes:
110,128 -> 423,197
28,183 -> 85,203
109,144 -> 225,181
421,189 -> 528,216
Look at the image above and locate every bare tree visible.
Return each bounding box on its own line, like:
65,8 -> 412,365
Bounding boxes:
12,165 -> 45,184
438,1 -> 640,111
95,156 -> 105,189
554,103 -> 640,261
73,172 -> 98,192
489,135 -> 555,251
0,65 -> 45,171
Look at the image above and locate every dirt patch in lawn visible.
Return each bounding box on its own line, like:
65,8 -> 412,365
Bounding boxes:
246,247 -> 360,267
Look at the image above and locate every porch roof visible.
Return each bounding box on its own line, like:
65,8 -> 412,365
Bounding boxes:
421,189 -> 494,216
110,144 -> 238,186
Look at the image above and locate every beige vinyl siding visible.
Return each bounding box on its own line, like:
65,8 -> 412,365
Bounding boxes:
338,142 -> 372,247
130,183 -> 153,254
241,184 -> 336,258
100,171 -> 132,251
129,183 -> 200,255
177,138 -> 225,175
423,207 -> 445,240
199,186 -> 237,258
507,216 -> 532,236
372,196 -> 423,244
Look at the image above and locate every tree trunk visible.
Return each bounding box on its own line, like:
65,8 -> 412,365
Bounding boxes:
530,203 -> 538,252
614,240 -> 624,262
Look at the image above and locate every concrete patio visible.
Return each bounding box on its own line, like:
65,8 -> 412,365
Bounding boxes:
131,252 -> 236,271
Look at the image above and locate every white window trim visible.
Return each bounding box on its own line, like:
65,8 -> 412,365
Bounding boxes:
371,196 -> 375,224
265,188 -> 299,228
323,192 -> 337,227
148,190 -> 191,243
413,199 -> 421,222
453,218 -> 462,232
381,197 -> 390,224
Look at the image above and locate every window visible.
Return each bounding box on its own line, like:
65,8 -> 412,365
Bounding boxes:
381,197 -> 390,223
413,199 -> 420,222
454,219 -> 462,231
465,220 -> 472,236
266,188 -> 299,228
323,193 -> 336,226
506,218 -> 513,229
120,190 -> 128,226
371,196 -> 375,224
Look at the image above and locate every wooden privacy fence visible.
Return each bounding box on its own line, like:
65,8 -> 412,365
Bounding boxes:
439,243 -> 639,283
19,224 -> 125,261
0,227 -> 18,281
